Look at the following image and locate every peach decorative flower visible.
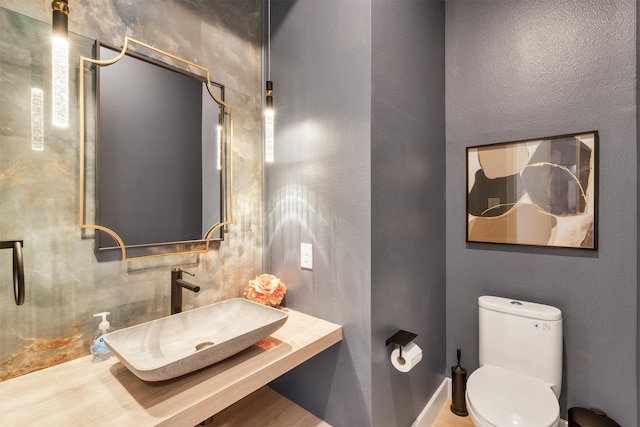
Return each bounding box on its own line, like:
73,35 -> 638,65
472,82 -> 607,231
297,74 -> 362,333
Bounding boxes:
244,274 -> 287,306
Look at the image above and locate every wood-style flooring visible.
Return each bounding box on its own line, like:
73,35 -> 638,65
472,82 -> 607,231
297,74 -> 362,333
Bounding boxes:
433,400 -> 475,427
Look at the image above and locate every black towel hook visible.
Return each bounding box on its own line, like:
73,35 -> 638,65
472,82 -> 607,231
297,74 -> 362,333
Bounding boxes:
1,240 -> 25,306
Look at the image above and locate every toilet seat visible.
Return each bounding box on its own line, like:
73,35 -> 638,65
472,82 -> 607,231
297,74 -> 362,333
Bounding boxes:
466,365 -> 559,427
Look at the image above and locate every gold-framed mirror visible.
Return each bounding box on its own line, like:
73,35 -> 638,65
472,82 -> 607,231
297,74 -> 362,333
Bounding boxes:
79,37 -> 234,262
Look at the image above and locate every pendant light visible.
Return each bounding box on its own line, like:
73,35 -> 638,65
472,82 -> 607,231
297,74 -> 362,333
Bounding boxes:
31,88 -> 44,150
51,0 -> 69,127
264,0 -> 275,163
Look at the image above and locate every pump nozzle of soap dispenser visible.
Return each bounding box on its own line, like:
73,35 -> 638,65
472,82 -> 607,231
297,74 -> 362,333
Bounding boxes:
94,312 -> 111,332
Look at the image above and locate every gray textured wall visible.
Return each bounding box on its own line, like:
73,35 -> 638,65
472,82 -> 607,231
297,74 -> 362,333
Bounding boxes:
0,0 -> 262,381
371,1 -> 446,426
266,1 -> 446,426
445,1 -> 637,425
265,0 -> 373,425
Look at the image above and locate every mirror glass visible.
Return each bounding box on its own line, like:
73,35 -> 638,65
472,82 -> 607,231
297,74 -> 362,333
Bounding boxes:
80,38 -> 233,261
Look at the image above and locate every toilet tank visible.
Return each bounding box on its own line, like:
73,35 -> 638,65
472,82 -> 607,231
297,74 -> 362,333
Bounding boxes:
478,296 -> 563,398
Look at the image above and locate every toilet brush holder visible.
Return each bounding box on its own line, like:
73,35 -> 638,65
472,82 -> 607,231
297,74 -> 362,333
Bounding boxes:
450,348 -> 468,416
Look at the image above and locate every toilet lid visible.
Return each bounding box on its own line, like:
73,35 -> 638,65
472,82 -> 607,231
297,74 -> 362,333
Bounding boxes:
467,365 -> 559,427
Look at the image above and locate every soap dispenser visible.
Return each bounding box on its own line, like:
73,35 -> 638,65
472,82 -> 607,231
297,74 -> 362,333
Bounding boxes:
91,312 -> 113,363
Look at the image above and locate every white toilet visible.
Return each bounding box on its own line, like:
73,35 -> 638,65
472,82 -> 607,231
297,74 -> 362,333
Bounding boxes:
465,296 -> 563,427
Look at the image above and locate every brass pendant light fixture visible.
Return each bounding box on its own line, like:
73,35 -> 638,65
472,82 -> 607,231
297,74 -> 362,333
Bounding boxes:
264,0 -> 275,162
51,0 -> 69,127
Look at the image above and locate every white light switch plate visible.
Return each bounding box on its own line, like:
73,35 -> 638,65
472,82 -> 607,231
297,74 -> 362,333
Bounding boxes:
301,243 -> 313,269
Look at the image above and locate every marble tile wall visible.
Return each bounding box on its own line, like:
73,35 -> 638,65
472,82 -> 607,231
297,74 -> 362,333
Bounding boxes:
0,0 -> 262,380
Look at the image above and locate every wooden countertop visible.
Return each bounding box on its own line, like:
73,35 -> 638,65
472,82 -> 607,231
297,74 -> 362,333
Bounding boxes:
0,308 -> 342,426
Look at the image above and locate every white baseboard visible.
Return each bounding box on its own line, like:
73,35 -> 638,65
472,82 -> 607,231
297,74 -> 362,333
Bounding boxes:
411,377 -> 450,427
411,377 -> 569,427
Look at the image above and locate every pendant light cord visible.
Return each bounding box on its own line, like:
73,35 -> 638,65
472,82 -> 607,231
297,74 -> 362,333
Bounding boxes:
267,0 -> 271,80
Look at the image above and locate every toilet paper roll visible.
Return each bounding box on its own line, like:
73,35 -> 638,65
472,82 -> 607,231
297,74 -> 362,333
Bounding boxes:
391,342 -> 422,372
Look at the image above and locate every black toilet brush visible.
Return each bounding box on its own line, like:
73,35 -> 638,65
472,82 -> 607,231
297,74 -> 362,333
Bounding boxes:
451,348 -> 468,416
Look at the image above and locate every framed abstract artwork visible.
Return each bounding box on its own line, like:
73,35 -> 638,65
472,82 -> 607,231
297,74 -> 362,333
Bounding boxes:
466,131 -> 598,250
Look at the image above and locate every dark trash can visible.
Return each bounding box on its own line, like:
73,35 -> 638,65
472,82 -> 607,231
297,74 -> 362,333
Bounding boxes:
568,407 -> 621,427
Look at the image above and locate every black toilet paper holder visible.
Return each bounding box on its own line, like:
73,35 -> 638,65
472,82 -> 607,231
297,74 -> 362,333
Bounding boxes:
386,330 -> 417,359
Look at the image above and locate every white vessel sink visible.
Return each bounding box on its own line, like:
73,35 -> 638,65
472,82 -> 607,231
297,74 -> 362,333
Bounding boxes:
103,298 -> 288,381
